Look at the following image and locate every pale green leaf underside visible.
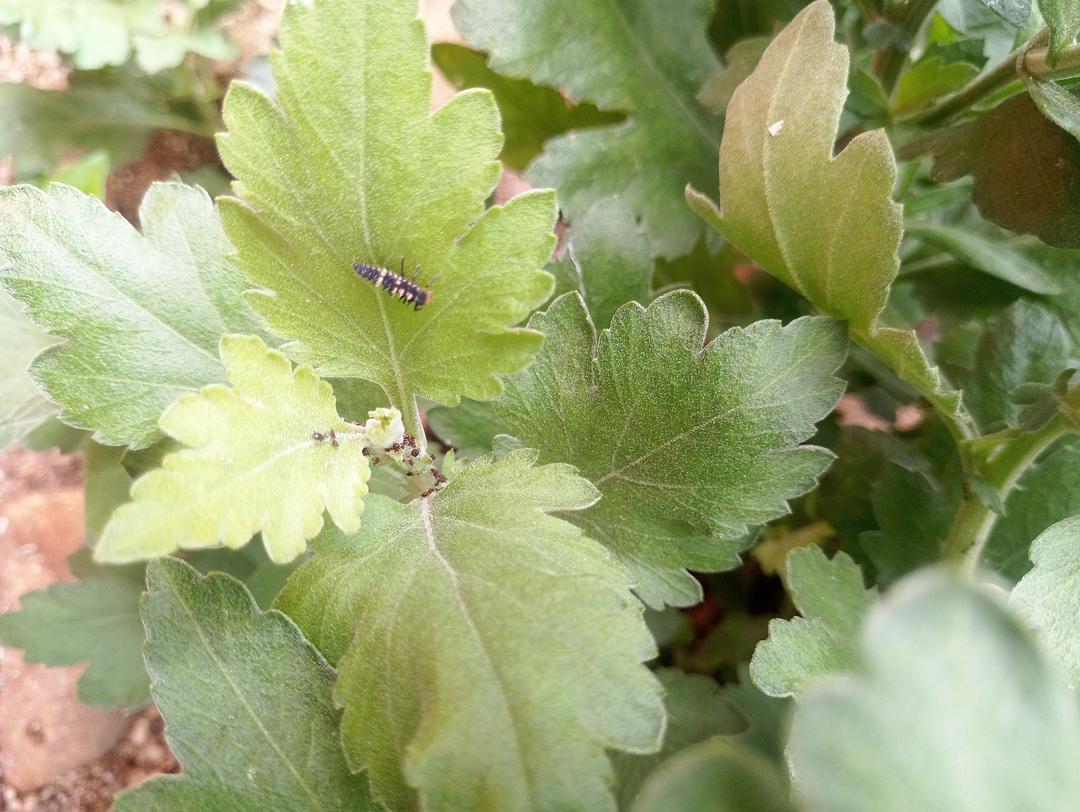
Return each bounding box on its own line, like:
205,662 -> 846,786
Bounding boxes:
789,571 -> 1080,811
1011,515 -> 1080,687
96,335 -> 370,565
496,291 -> 846,608
0,0 -> 237,71
0,288 -> 57,446
116,559 -> 372,811
454,0 -> 722,259
218,0 -> 555,414
0,182 -> 260,449
687,0 -> 965,424
750,547 -> 875,698
0,562 -> 148,708
277,450 -> 665,811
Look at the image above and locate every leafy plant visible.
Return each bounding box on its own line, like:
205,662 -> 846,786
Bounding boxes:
3,0 -> 1080,808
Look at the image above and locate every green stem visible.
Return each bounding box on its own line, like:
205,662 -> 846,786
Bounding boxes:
942,415 -> 1070,567
399,394 -> 426,453
904,29 -> 1058,127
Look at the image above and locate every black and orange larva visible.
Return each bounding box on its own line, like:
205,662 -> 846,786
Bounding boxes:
354,259 -> 434,311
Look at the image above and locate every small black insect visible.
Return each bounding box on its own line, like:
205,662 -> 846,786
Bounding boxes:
312,431 -> 326,442
354,258 -> 435,311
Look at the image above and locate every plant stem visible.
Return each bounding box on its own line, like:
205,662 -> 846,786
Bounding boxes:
400,394 -> 426,453
872,0 -> 938,92
903,29 -> 1072,127
941,415 -> 1070,567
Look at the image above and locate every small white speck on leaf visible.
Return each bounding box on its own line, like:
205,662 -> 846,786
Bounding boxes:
768,120 -> 785,137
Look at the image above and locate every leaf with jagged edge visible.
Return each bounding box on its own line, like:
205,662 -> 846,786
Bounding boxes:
217,0 -> 555,431
453,0 -> 722,259
0,553 -> 148,709
789,571 -> 1080,812
0,0 -> 238,72
95,335 -> 370,565
494,293 -> 846,609
0,182 -> 265,449
750,547 -> 876,698
114,558 -> 373,811
687,0 -> 969,434
494,291 -> 846,608
276,449 -> 665,811
1011,515 -> 1080,687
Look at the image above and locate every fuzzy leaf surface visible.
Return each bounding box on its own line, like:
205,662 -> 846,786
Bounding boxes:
688,1 -> 965,426
1042,0 -> 1080,60
115,558 -> 372,811
495,291 -> 845,608
218,0 -> 555,417
276,450 -> 665,811
0,557 -> 148,708
0,182 -> 260,449
96,335 -> 370,564
750,547 -> 875,698
789,571 -> 1080,811
0,289 -> 57,446
453,0 -> 722,259
1011,515 -> 1080,685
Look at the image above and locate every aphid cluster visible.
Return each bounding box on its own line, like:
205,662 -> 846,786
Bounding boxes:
354,259 -> 434,311
312,428 -> 449,497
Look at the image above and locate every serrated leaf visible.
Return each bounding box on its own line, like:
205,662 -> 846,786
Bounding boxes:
688,1 -> 966,428
788,571 -> 1080,811
613,669 -> 745,808
549,197 -> 653,330
0,182 -> 263,448
454,0 -> 722,259
1011,515 -> 1080,686
495,291 -> 846,608
217,0 -> 555,424
630,738 -> 794,812
0,0 -> 238,71
431,43 -> 623,171
115,558 -> 373,811
980,436 -> 1080,579
956,299 -> 1073,432
0,288 -> 57,447
276,450 -> 665,811
95,335 -> 370,564
698,38 -> 770,116
750,547 -> 876,698
0,556 -> 148,708
1041,0 -> 1080,61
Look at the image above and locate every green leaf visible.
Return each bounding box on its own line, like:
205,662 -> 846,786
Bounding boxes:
95,335 -> 371,565
910,92 -> 1080,248
218,0 -> 555,429
431,43 -> 622,171
0,555 -> 148,709
495,292 -> 846,608
613,669 -> 745,808
0,70 -> 209,177
630,738 -> 794,812
549,197 -> 653,330
1011,515 -> 1080,685
750,547 -> 875,698
976,0 -> 1032,26
0,0 -> 238,71
957,299 -> 1073,432
905,222 -> 1062,295
0,182 -> 261,448
697,38 -> 770,116
453,0 -> 722,259
427,397 -> 508,459
0,287 -> 57,447
982,436 -> 1080,579
44,150 -> 111,198
894,56 -> 979,113
1041,0 -> 1080,61
688,1 -> 967,429
276,450 -> 665,811
788,570 -> 1080,811
84,441 -> 132,544
115,558 -> 373,811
